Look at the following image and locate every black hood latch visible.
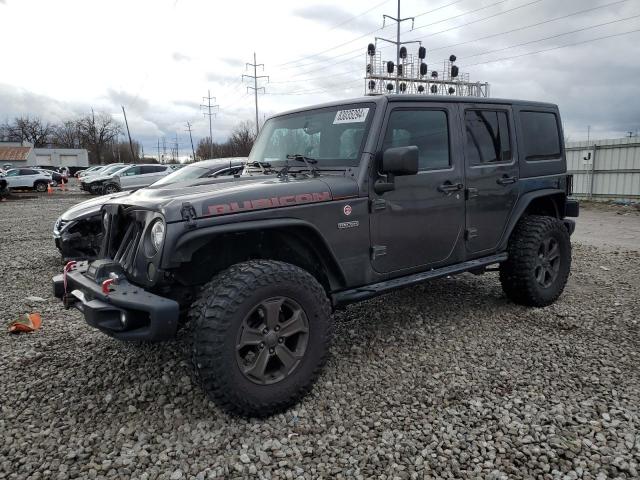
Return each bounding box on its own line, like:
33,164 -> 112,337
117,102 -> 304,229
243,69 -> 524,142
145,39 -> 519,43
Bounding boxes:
180,202 -> 198,229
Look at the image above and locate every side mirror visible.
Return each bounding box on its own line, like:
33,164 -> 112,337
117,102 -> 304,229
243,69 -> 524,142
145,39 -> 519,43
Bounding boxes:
381,146 -> 419,176
374,146 -> 418,194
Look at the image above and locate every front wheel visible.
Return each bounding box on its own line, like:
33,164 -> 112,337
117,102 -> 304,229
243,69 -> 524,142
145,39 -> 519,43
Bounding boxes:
500,215 -> 571,307
103,183 -> 120,194
189,260 -> 332,417
34,182 -> 48,193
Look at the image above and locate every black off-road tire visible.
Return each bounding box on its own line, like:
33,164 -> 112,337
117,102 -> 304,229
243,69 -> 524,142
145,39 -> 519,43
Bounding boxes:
34,181 -> 48,193
190,260 -> 332,417
500,215 -> 571,307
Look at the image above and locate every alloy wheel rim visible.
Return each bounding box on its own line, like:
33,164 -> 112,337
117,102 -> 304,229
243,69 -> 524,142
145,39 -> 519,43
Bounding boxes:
235,296 -> 309,385
534,236 -> 561,288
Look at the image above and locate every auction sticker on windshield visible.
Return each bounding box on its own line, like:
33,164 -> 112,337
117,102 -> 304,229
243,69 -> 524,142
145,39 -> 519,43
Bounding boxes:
333,108 -> 369,124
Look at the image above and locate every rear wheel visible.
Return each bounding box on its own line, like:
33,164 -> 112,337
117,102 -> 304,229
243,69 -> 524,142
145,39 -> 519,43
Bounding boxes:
190,260 -> 332,416
500,215 -> 571,307
34,181 -> 48,193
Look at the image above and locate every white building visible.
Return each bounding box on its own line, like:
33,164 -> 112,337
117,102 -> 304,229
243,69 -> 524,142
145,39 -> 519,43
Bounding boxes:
0,141 -> 89,169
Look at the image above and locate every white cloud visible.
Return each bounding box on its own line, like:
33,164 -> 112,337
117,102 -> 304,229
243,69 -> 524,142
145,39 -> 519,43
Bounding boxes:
0,0 -> 638,154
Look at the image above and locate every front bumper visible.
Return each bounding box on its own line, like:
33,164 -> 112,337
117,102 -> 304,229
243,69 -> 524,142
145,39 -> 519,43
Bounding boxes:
52,261 -> 179,341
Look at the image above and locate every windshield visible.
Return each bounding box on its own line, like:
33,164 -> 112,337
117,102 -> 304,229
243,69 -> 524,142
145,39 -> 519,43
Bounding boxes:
99,165 -> 126,176
249,103 -> 375,168
153,163 -> 212,186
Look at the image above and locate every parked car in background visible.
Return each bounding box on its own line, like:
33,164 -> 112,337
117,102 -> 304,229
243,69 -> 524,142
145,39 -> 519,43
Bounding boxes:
2,168 -> 52,192
35,168 -> 66,185
76,165 -> 104,178
88,164 -> 173,195
54,158 -> 246,259
79,164 -> 128,193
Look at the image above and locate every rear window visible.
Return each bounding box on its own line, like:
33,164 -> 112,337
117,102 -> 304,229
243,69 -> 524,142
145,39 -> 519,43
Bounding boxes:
521,111 -> 561,160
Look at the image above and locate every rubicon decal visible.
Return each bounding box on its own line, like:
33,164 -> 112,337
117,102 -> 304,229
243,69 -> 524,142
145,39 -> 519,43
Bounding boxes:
204,191 -> 332,216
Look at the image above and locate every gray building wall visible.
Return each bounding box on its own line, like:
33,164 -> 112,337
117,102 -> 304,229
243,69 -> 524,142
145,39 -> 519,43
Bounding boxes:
28,147 -> 89,168
566,138 -> 640,201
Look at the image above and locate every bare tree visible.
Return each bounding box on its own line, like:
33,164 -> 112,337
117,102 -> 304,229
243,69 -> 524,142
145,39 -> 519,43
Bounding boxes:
195,121 -> 256,160
52,120 -> 81,148
228,120 -> 256,156
76,110 -> 123,164
2,116 -> 54,146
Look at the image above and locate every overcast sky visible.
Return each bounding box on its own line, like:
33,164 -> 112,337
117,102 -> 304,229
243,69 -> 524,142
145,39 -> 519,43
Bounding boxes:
1,0 -> 639,157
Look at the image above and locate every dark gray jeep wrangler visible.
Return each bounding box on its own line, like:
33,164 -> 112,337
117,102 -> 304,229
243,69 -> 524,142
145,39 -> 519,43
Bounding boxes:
54,95 -> 578,416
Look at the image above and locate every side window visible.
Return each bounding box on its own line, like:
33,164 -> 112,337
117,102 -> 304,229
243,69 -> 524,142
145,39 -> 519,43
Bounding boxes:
520,111 -> 561,160
121,167 -> 140,176
140,165 -> 160,174
382,109 -> 450,170
465,110 -> 512,164
6,170 -> 20,177
21,169 -> 37,175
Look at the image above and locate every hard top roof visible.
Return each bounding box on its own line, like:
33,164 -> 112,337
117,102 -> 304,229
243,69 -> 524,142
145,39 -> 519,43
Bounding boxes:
274,94 -> 557,118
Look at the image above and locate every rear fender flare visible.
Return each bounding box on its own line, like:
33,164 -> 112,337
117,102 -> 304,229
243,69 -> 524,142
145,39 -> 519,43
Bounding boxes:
498,189 -> 565,251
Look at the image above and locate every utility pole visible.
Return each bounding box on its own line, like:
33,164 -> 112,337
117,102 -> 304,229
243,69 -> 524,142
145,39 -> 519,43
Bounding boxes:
200,90 -> 219,159
376,0 -> 419,93
185,121 -> 196,161
243,52 -> 269,135
157,139 -> 161,164
121,106 -> 137,162
174,133 -> 180,163
162,137 -> 167,164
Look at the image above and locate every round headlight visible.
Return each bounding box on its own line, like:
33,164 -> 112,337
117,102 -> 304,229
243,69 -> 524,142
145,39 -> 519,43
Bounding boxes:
150,220 -> 165,252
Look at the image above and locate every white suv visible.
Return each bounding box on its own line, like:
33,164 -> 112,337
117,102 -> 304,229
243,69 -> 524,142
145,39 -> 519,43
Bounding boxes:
2,168 -> 52,192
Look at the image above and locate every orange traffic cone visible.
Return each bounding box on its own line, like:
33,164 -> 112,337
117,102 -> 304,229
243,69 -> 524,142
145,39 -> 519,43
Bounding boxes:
47,183 -> 53,195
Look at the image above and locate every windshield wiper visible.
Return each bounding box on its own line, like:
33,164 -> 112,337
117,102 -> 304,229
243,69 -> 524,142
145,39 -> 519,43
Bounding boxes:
285,154 -> 319,177
245,161 -> 272,174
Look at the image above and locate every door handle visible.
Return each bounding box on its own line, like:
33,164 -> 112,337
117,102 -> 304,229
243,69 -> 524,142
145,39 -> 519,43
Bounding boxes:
438,181 -> 464,194
497,175 -> 518,186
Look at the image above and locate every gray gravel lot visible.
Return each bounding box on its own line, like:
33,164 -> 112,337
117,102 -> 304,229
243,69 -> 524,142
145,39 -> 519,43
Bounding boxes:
1,194 -> 639,480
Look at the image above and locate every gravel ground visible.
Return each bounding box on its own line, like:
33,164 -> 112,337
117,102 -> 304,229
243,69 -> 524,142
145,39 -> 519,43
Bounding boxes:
1,195 -> 639,480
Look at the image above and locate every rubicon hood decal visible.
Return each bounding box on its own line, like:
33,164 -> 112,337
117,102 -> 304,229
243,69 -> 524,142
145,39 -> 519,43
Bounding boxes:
204,191 -> 332,216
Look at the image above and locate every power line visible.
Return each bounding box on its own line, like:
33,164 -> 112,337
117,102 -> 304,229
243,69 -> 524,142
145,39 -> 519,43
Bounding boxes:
405,0 -> 546,43
272,0 -> 542,82
277,0 -> 469,70
242,52 -> 269,135
461,27 -> 640,68
271,0 -> 636,90
185,121 -> 196,161
324,0 -> 391,33
200,90 -> 219,159
455,13 -> 640,63
426,0 -> 631,53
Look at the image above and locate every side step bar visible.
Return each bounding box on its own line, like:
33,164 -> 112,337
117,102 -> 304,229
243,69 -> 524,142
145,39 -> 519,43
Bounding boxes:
332,253 -> 508,307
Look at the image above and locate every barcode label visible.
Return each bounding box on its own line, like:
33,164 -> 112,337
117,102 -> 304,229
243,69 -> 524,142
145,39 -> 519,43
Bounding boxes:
333,108 -> 369,124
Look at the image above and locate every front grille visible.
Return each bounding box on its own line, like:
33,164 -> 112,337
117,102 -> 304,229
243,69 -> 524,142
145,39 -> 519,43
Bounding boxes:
100,205 -> 162,287
102,207 -> 145,277
112,219 -> 144,272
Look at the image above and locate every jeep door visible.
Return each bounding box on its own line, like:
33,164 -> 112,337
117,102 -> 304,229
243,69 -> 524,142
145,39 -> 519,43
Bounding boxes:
370,102 -> 466,273
461,104 -> 519,254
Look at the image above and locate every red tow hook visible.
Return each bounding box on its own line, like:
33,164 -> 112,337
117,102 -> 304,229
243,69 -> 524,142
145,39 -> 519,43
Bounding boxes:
102,278 -> 116,295
63,261 -> 77,295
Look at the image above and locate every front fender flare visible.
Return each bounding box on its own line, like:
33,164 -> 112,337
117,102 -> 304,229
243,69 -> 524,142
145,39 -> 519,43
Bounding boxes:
164,217 -> 347,288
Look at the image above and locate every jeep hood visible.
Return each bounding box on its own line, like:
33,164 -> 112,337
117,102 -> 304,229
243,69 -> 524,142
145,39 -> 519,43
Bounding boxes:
103,174 -> 359,223
61,191 -> 131,221
83,173 -> 116,184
